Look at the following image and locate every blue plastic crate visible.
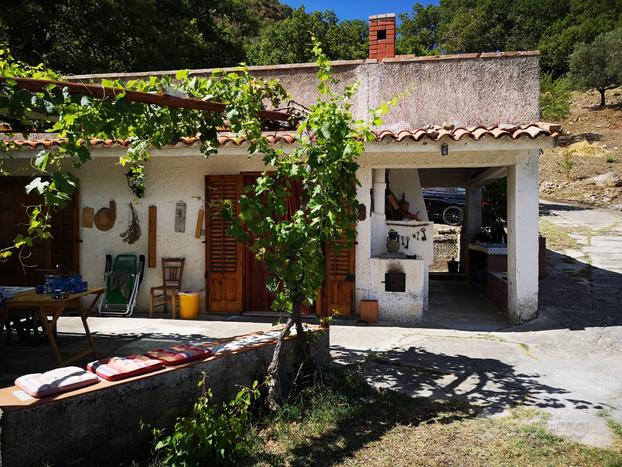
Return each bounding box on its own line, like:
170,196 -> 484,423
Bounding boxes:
39,275 -> 88,294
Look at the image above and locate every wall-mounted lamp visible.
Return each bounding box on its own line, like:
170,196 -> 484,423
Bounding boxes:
125,169 -> 145,198
440,142 -> 449,156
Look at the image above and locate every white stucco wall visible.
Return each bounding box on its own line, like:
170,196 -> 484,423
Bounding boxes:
73,146 -> 537,318
6,139 -> 549,321
387,169 -> 428,221
75,154 -> 267,312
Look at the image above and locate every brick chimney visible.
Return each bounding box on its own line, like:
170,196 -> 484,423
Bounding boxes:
369,13 -> 396,61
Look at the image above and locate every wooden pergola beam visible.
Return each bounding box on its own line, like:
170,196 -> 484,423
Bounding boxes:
0,77 -> 292,122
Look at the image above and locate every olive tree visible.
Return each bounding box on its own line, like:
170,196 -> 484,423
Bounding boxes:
569,28 -> 622,106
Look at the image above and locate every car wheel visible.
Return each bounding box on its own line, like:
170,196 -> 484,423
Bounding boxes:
442,205 -> 463,226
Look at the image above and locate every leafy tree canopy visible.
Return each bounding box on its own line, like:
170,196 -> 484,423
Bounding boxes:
245,8 -> 368,65
246,0 -> 619,76
540,73 -> 571,120
2,0 -> 621,78
437,0 -> 622,76
538,0 -> 622,77
0,0 -> 262,74
569,28 -> 622,106
397,3 -> 442,56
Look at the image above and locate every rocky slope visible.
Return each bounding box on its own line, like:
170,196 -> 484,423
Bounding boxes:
540,88 -> 622,209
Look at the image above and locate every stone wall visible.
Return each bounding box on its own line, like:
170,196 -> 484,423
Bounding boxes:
0,329 -> 330,467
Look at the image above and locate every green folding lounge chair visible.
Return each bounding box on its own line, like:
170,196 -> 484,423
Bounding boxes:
98,254 -> 145,317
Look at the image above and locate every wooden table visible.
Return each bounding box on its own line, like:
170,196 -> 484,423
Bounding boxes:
4,287 -> 104,366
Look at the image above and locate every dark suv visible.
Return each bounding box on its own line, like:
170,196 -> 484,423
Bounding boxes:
423,187 -> 465,226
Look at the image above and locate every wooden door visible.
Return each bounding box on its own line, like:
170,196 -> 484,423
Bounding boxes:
245,248 -> 273,311
0,177 -> 79,285
205,175 -> 243,312
242,174 -> 274,312
323,240 -> 355,317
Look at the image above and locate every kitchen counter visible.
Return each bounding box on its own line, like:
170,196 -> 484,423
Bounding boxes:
468,242 -> 508,255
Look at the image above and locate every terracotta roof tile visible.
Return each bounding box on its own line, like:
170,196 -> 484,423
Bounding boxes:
2,123 -> 560,151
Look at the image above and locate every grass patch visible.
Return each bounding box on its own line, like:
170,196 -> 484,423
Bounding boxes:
564,140 -> 610,158
605,413 -> 622,448
247,367 -> 477,466
246,368 -> 622,466
596,222 -> 622,236
540,220 -> 595,252
540,218 -> 620,253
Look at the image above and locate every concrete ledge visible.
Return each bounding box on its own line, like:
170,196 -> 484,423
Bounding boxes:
65,51 -> 540,81
0,327 -> 329,466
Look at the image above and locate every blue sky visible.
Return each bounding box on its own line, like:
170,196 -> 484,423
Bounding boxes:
281,1 -> 436,21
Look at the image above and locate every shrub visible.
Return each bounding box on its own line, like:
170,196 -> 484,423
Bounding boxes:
559,150 -> 574,176
540,73 -> 571,121
150,380 -> 261,466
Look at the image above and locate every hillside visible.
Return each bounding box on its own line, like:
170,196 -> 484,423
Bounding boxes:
244,0 -> 292,23
540,88 -> 622,209
0,0 -> 293,74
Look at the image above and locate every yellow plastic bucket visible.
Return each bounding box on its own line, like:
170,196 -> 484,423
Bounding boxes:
178,292 -> 200,320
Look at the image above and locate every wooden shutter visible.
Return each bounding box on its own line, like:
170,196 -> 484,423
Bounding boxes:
50,189 -> 80,274
0,178 -> 79,284
205,175 -> 243,312
323,240 -> 355,317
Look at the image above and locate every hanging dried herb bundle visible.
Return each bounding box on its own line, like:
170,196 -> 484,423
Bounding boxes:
121,203 -> 141,244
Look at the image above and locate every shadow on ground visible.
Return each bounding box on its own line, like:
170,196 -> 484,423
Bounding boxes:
251,366 -> 479,467
252,342 -> 605,466
421,244 -> 622,333
521,249 -> 622,331
539,202 -> 592,215
332,346 -> 603,415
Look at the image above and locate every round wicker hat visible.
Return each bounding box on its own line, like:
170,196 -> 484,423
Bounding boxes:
94,201 -> 116,231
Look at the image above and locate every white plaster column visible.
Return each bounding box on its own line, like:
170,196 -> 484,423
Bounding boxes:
371,169 -> 387,256
460,185 -> 482,274
506,150 -> 540,322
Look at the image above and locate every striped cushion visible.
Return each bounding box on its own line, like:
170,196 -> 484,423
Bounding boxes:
15,366 -> 99,398
145,345 -> 212,365
87,355 -> 163,381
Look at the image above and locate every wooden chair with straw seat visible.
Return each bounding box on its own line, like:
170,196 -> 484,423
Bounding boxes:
149,258 -> 185,319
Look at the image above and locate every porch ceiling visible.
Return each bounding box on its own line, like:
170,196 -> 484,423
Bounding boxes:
419,168 -> 495,187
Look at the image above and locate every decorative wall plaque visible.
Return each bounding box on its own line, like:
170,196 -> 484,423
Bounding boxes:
175,201 -> 186,233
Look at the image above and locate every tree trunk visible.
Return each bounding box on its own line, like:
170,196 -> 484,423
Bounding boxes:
599,88 -> 606,107
265,296 -> 321,411
265,316 -> 295,412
